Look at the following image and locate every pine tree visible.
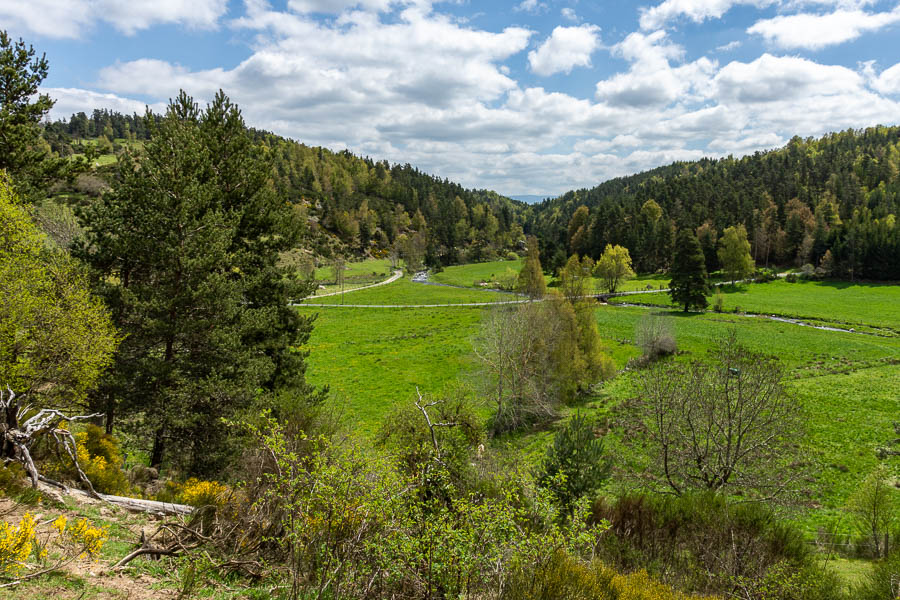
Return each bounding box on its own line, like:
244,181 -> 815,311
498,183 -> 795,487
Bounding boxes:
76,91 -> 320,474
669,229 -> 710,312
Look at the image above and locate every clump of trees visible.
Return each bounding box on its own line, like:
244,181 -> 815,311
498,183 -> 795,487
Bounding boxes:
474,294 -> 614,434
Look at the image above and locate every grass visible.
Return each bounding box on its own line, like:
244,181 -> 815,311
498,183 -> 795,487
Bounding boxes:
298,306 -> 485,433
610,279 -> 900,332
313,257 -> 393,282
303,276 -> 516,305
430,259 -> 523,288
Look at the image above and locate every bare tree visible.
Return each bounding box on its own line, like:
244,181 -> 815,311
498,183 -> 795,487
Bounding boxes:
631,332 -> 804,499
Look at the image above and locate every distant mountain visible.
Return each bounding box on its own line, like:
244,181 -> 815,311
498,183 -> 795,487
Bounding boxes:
510,194 -> 556,204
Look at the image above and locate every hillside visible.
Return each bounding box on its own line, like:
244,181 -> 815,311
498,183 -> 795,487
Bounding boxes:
41,109 -> 530,265
528,127 -> 900,280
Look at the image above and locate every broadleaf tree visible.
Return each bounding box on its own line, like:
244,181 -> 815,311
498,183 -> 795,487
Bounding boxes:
594,244 -> 635,293
718,224 -> 754,285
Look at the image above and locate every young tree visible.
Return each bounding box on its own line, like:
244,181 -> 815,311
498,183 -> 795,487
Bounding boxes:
516,235 -> 546,299
847,465 -> 897,558
473,296 -> 613,434
537,412 -> 610,511
594,244 -> 635,293
633,333 -> 804,499
76,91 -> 320,474
718,224 -> 754,284
558,253 -> 594,302
669,229 -> 710,312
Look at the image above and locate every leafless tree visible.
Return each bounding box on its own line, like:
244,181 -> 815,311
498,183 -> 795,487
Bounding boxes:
631,332 -> 805,499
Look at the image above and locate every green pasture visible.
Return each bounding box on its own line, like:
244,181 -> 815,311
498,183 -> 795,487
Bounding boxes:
313,257 -> 393,282
304,276 -> 516,305
296,274 -> 900,535
297,306 -> 485,433
611,278 -> 900,331
431,259 -> 523,287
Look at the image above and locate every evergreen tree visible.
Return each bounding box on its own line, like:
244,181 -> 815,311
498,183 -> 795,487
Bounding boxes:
76,91 -> 320,474
537,412 -> 610,511
669,229 -> 710,312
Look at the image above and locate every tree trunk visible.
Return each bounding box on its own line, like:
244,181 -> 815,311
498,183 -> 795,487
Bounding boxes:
150,428 -> 165,469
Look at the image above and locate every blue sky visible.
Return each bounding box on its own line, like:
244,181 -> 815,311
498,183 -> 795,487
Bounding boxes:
4,0 -> 900,196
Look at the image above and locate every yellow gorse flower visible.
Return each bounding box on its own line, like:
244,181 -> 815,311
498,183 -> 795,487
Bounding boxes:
0,513 -> 37,576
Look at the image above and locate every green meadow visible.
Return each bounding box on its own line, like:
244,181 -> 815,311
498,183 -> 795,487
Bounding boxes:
610,278 -> 900,332
304,276 -> 517,305
298,272 -> 900,532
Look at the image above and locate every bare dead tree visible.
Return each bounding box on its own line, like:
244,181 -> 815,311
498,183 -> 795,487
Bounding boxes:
631,333 -> 805,500
1,385 -> 102,498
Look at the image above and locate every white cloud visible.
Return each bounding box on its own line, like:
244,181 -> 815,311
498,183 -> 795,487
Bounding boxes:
38,0 -> 900,195
747,7 -> 900,50
288,0 -> 395,14
717,40 -> 741,51
639,0 -> 774,30
515,0 -> 548,14
595,31 -> 716,106
561,7 -> 578,21
873,62 -> 900,95
528,25 -> 601,76
44,88 -> 166,120
714,53 -> 862,102
0,0 -> 227,39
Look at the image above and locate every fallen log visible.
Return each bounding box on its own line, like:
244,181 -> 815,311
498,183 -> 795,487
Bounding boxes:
37,482 -> 193,516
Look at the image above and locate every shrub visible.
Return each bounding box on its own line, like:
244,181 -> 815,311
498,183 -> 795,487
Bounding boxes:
634,314 -> 677,361
75,424 -> 130,495
537,412 -> 610,511
179,478 -> 230,509
0,513 -> 36,576
0,512 -> 107,578
855,547 -> 900,600
785,272 -> 798,283
506,251 -> 519,261
712,288 -> 725,313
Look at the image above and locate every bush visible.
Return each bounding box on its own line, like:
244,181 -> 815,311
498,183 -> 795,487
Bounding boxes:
785,272 -> 798,283
537,412 -> 610,511
503,551 -> 713,600
855,547 -> 900,599
75,424 -> 130,495
712,288 -> 725,312
634,314 -> 677,361
591,493 -> 816,596
506,251 -> 520,261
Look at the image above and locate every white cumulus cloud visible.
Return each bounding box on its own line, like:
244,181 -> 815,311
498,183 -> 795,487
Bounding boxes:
747,7 -> 900,50
640,0 -> 774,30
528,25 -> 601,76
0,0 -> 228,39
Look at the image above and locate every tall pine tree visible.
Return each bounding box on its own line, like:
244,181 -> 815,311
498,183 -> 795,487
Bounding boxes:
669,229 -> 710,312
76,91 -> 321,474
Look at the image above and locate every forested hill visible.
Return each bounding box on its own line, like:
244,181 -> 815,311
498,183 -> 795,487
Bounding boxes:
528,126 -> 900,280
42,109 -> 529,265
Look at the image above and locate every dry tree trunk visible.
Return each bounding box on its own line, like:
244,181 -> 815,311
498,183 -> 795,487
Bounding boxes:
1,385 -> 103,499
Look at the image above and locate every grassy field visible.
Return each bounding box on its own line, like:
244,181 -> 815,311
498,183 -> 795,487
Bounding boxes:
297,273 -> 900,540
610,279 -> 900,332
313,257 -> 393,282
304,276 -> 516,305
431,259 -> 523,287
298,305 -> 486,433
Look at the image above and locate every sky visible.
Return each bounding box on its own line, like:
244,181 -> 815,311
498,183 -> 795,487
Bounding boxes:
3,0 -> 900,197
